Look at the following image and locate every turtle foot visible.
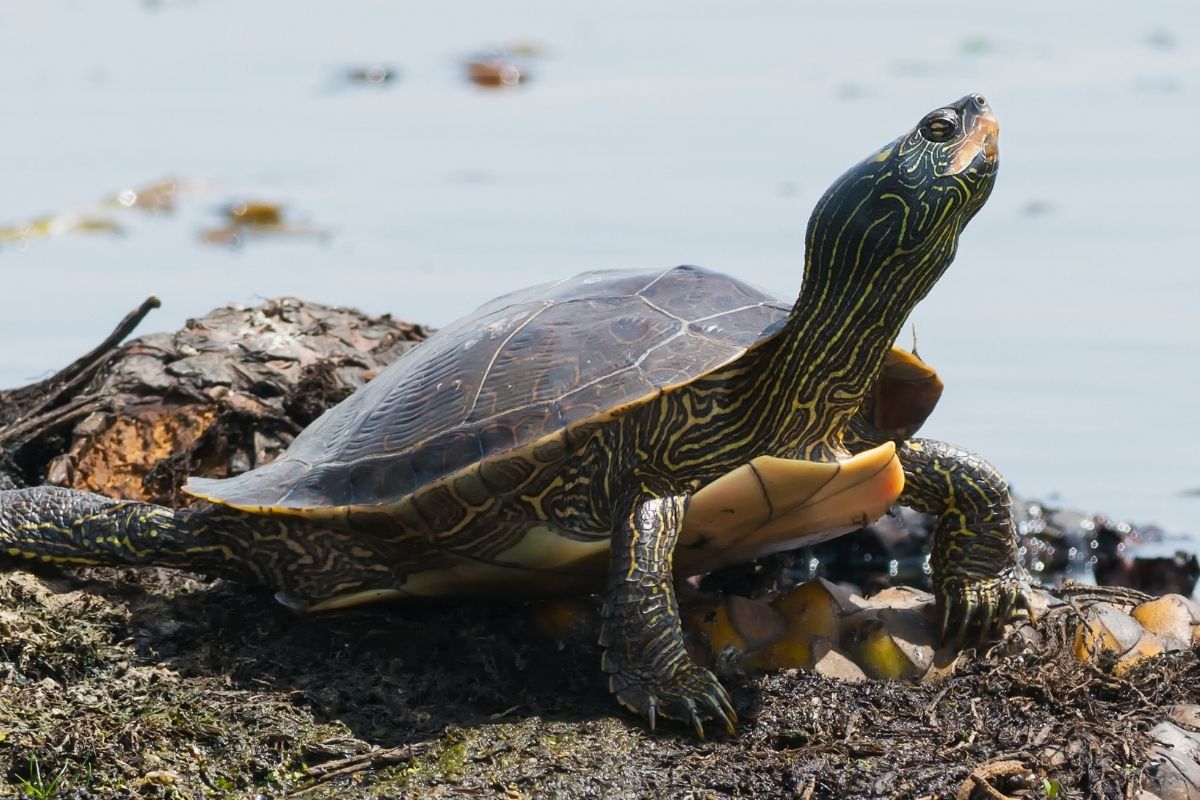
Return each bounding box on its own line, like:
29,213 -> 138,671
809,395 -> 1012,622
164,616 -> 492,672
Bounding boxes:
603,655 -> 737,738
936,571 -> 1032,650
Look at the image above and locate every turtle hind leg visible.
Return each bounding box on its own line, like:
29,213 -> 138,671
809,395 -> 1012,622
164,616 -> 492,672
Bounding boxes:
0,486 -> 265,583
600,490 -> 737,738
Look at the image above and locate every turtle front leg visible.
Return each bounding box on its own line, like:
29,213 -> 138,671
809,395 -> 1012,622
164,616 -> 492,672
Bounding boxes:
896,439 -> 1030,647
600,492 -> 737,737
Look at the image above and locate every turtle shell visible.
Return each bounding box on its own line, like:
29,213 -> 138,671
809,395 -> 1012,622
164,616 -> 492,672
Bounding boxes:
186,266 -> 791,512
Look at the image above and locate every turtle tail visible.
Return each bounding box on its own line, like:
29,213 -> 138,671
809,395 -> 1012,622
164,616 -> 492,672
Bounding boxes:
0,486 -> 264,583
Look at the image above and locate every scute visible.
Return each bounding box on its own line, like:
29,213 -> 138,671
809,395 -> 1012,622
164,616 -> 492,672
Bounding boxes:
185,265 -> 792,512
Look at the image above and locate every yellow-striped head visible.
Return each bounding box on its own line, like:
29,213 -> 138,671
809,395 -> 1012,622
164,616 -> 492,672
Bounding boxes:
803,94 -> 999,312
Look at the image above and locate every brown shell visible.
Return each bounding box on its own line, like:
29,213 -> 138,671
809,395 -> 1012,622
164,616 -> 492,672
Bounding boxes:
185,266 -> 790,511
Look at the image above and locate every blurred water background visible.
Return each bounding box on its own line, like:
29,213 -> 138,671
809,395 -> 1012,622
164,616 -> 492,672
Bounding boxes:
1,1 -> 1196,542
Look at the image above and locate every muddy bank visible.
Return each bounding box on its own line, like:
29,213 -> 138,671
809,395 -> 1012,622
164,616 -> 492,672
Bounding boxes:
1,298 -> 1198,798
2,565 -> 1197,799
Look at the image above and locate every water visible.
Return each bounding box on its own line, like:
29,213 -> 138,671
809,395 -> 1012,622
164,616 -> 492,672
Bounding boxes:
1,1 -> 1197,538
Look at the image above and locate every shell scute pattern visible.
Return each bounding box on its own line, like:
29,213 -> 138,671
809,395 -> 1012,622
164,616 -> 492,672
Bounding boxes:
637,264 -> 775,320
186,265 -> 793,512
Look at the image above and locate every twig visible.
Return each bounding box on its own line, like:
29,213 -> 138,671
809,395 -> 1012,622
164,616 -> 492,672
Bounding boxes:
49,295 -> 162,390
0,296 -> 159,449
926,684 -> 951,728
955,759 -> 1028,800
287,742 -> 432,798
0,396 -> 102,448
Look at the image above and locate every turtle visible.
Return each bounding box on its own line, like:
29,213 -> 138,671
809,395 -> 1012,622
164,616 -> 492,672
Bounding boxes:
0,93 -> 1025,737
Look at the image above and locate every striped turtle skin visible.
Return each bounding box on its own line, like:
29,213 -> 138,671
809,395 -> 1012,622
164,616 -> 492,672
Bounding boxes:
0,94 -> 1028,738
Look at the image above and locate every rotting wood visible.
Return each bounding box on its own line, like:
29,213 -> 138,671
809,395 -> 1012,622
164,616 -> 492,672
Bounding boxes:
0,296 -> 430,503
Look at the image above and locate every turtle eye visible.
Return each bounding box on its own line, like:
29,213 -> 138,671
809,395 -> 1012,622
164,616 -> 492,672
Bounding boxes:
920,110 -> 960,143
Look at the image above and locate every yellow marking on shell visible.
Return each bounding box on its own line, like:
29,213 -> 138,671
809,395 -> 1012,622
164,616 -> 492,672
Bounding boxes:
401,561 -> 600,598
677,442 -> 903,575
306,588 -> 409,612
492,525 -> 610,573
520,475 -> 566,522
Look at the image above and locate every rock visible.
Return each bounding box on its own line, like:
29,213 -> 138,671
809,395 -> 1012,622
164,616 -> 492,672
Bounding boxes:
1026,587 -> 1064,620
725,594 -> 788,651
1073,602 -> 1147,661
864,585 -> 933,608
689,594 -> 788,665
748,579 -> 866,670
1144,719 -> 1200,800
1113,630 -> 1165,677
811,639 -> 867,683
843,606 -> 935,680
1002,622 -> 1044,657
1171,705 -> 1200,730
1133,595 -> 1197,642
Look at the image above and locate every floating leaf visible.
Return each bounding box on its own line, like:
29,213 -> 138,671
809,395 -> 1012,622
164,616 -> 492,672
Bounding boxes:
466,55 -> 527,88
107,177 -> 179,213
344,64 -> 399,86
200,201 -> 329,247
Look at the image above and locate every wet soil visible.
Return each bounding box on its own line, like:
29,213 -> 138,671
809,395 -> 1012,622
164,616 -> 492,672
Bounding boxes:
2,562 -> 1196,799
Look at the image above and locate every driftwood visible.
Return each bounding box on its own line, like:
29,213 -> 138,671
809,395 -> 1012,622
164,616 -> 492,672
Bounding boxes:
0,296 -> 429,504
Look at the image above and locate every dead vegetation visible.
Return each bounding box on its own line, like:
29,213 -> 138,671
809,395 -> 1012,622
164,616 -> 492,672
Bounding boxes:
1,564 -> 1195,798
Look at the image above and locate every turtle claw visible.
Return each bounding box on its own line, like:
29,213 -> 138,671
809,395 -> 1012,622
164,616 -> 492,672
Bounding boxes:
609,661 -> 736,738
936,572 -> 1032,651
703,691 -> 738,736
689,705 -> 705,740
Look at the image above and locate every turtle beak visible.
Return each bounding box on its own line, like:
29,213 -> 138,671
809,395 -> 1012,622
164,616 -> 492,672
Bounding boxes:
950,97 -> 999,174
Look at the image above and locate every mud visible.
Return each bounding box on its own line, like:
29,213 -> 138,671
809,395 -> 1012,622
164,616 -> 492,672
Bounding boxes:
1,563 -> 1195,798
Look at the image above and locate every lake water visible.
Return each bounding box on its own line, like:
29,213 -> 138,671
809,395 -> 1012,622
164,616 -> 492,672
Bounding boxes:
1,1 -> 1197,541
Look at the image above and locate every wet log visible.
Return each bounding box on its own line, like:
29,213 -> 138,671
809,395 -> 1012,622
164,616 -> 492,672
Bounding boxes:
0,296 -> 429,504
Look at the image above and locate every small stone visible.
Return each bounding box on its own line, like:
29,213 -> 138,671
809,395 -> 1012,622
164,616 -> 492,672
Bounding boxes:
1133,596 -> 1195,642
1027,587 -> 1063,620
1143,720 -> 1200,800
843,606 -> 935,680
1003,622 -> 1043,656
771,578 -> 867,640
865,585 -> 933,609
749,579 -> 867,670
1114,631 -> 1164,677
1074,602 -> 1147,661
811,639 -> 867,683
1169,705 -> 1200,730
725,595 -> 787,652
1163,635 -> 1191,653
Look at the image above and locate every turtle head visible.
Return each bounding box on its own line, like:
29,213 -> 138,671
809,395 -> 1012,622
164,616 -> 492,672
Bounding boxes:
802,93 -> 999,313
